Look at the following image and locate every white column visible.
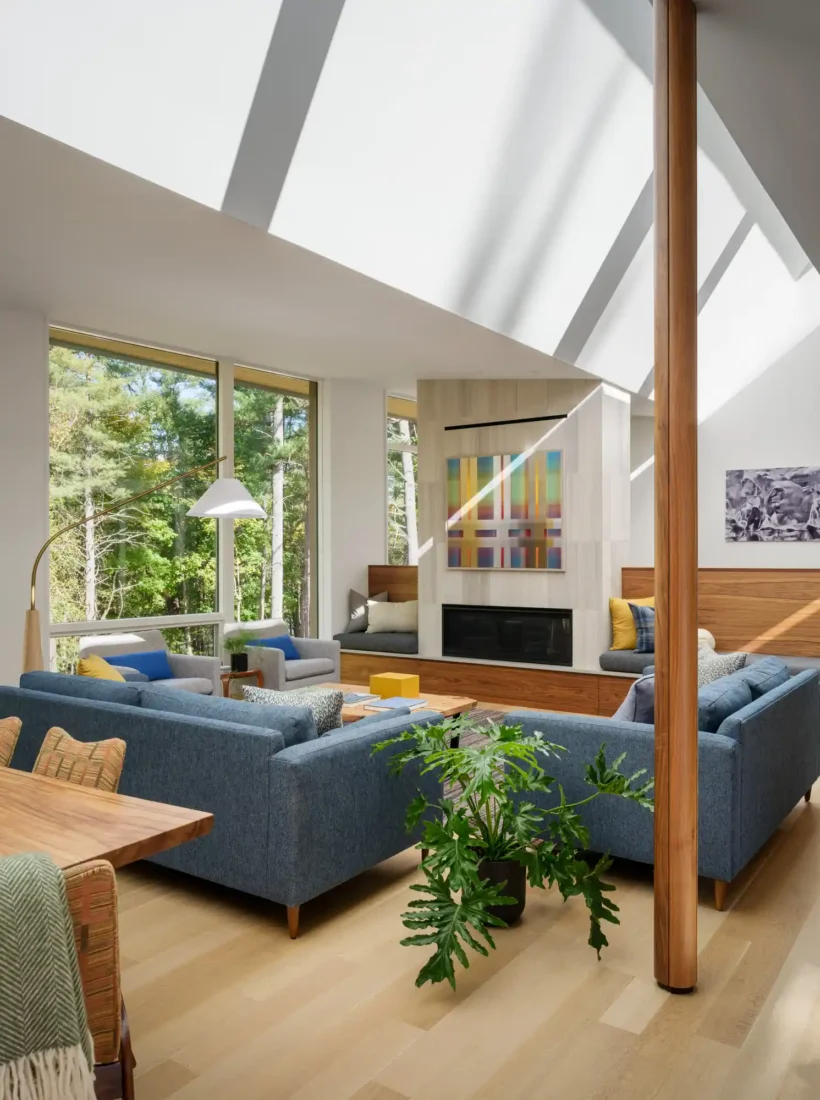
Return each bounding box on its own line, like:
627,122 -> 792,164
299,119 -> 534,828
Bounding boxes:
318,380 -> 387,638
0,309 -> 49,683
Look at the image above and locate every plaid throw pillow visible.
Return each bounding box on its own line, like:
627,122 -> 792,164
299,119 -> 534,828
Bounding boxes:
630,604 -> 655,654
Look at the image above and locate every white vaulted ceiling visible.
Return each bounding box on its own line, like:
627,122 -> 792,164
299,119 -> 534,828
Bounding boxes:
1,0 -> 819,416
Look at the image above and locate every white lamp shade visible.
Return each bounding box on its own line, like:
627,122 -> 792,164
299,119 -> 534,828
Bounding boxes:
187,477 -> 266,519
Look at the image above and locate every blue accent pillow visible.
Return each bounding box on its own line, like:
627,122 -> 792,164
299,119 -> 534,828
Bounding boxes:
728,656 -> 790,700
108,649 -> 174,681
632,674 -> 656,724
697,676 -> 753,733
630,604 -> 655,654
246,635 -> 301,661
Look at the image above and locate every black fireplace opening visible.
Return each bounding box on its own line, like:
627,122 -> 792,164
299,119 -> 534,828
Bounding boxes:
442,604 -> 573,667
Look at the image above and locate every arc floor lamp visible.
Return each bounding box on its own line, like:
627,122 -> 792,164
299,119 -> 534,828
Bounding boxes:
24,455 -> 266,673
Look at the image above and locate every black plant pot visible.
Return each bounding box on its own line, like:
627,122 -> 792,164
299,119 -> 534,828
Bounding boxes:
478,858 -> 527,926
230,652 -> 249,672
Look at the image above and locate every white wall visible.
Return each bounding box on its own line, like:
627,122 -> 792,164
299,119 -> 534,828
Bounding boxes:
318,380 -> 387,638
629,324 -> 820,567
0,308 -> 49,682
417,378 -> 631,670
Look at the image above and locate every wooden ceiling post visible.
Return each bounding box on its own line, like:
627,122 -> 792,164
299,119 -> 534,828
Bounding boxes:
654,0 -> 699,993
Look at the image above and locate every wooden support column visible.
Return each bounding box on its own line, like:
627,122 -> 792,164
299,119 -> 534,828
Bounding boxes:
654,0 -> 699,994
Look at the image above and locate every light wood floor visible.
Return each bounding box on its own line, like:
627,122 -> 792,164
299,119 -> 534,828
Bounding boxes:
120,780 -> 820,1100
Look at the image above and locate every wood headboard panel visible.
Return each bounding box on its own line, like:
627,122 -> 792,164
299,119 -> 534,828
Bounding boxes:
368,565 -> 418,602
623,567 -> 820,657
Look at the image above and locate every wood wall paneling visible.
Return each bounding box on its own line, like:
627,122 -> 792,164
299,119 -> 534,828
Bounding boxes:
340,652 -> 633,717
623,567 -> 820,657
368,565 -> 418,603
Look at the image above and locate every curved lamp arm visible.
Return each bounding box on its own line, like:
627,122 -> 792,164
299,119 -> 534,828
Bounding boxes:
30,455 -> 227,611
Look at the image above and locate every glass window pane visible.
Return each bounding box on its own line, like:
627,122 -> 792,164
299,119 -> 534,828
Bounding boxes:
48,340 -> 218,625
52,624 -> 217,674
233,370 -> 316,636
387,416 -> 419,566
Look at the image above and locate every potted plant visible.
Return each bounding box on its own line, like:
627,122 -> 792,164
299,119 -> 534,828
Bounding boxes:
223,629 -> 256,672
374,716 -> 653,989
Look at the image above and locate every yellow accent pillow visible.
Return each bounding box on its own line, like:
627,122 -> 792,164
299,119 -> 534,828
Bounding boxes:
609,596 -> 655,651
76,654 -> 126,682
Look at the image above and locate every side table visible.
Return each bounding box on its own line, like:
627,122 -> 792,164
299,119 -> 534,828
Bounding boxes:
220,668 -> 264,698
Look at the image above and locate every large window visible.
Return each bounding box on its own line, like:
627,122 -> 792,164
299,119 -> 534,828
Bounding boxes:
233,367 -> 317,636
49,332 -> 218,667
387,397 -> 418,566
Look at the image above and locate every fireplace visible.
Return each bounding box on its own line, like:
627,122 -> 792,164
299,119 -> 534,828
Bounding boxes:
441,604 -> 573,667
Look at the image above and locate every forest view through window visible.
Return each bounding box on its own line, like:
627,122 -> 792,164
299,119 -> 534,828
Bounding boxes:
49,337 -> 218,666
387,408 -> 418,565
233,368 -> 316,636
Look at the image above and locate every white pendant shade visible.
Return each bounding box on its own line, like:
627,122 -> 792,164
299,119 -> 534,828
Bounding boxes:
187,477 -> 266,519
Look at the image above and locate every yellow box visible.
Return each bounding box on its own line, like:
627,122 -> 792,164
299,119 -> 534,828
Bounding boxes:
369,672 -> 420,699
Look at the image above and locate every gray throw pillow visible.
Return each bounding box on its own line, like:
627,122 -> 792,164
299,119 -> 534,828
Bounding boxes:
697,649 -> 747,687
346,589 -> 387,633
243,685 -> 344,734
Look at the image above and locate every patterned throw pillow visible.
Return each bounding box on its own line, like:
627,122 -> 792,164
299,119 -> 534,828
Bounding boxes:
697,649 -> 747,687
0,716 -> 21,769
630,604 -> 656,654
243,685 -> 344,735
34,727 -> 126,793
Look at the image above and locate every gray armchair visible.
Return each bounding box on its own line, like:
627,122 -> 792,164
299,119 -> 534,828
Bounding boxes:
223,619 -> 340,691
78,629 -> 220,695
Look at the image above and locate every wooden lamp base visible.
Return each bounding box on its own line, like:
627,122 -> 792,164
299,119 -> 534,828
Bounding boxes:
23,608 -> 44,673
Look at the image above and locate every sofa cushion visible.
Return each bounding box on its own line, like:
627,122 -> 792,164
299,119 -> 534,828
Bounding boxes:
746,652 -> 820,675
243,685 -> 344,735
598,650 -> 649,675
248,634 -> 300,661
728,655 -> 790,699
139,684 -> 317,746
283,657 -> 335,682
116,667 -> 150,683
630,604 -> 656,654
632,675 -> 656,725
333,631 -> 419,655
151,677 -> 214,695
108,649 -> 174,681
19,671 -> 141,708
697,676 -> 753,734
697,649 -> 747,686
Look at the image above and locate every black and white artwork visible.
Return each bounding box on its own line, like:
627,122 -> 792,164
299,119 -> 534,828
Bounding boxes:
726,467 -> 820,542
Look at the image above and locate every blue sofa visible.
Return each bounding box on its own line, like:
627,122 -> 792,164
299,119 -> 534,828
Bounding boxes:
1,672 -> 440,935
506,666 -> 820,907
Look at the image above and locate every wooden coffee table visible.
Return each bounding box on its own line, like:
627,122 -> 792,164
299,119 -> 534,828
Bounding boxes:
322,683 -> 477,724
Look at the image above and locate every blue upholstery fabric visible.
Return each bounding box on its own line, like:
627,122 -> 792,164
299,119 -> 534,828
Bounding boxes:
633,675 -> 656,724
697,677 -> 753,734
0,685 -> 443,909
108,649 -> 174,681
505,668 -> 820,884
139,684 -> 317,747
267,711 -> 441,906
1,687 -> 284,897
353,707 -> 411,727
19,671 -> 141,708
728,656 -> 790,699
630,604 -> 656,654
247,635 -> 301,660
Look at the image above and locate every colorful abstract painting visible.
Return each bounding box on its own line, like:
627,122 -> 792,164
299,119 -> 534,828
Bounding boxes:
446,451 -> 563,570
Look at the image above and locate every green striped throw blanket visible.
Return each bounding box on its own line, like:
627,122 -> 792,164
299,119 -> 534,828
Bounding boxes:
0,853 -> 95,1099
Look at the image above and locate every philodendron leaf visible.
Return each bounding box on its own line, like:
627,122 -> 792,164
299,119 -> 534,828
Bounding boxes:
400,874 -> 516,989
419,814 -> 481,891
405,793 -> 430,832
584,744 -> 655,810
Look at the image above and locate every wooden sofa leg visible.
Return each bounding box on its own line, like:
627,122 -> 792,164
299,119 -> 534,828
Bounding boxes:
287,905 -> 300,939
714,880 -> 728,912
806,787 -> 813,803
421,848 -> 429,861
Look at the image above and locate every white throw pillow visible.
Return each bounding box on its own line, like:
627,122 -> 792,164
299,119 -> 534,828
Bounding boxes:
366,599 -> 418,634
698,628 -> 716,651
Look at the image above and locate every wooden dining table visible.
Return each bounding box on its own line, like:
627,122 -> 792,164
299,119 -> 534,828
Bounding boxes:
0,768 -> 213,869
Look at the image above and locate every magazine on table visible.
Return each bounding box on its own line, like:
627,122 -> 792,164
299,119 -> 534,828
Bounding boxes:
364,696 -> 428,712
343,692 -> 380,705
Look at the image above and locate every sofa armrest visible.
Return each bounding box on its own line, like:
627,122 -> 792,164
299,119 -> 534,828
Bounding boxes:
293,637 -> 341,673
266,711 -> 442,907
246,645 -> 286,691
167,653 -> 221,694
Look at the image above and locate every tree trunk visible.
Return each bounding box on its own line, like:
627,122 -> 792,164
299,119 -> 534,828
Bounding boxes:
299,496 -> 311,637
84,486 -> 97,621
398,420 -> 418,565
259,559 -> 267,619
271,398 -> 285,620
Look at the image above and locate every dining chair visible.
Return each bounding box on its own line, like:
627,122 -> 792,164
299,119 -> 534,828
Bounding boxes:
64,859 -> 135,1100
33,727 -> 127,793
0,715 -> 21,768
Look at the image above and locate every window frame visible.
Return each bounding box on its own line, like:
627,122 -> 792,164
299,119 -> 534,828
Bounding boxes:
386,397 -> 419,567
